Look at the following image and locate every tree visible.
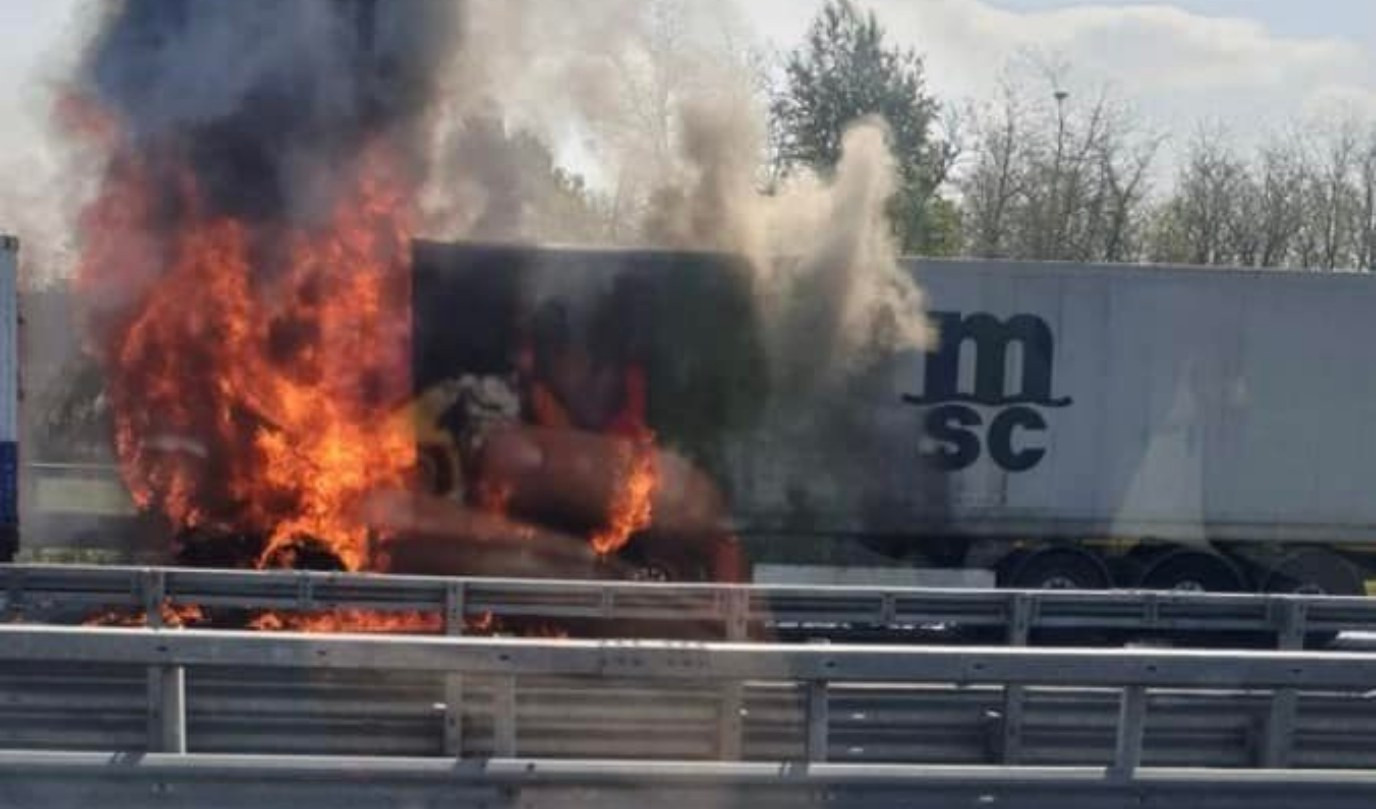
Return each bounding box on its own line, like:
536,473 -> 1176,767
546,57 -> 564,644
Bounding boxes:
1356,132 -> 1376,269
1148,127 -> 1253,266
958,67 -> 1159,263
1145,120 -> 1375,272
771,0 -> 956,254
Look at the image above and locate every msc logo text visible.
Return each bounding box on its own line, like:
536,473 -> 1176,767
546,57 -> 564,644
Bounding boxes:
903,312 -> 1071,473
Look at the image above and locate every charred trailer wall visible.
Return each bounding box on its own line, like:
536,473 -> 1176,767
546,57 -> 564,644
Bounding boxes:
407,241 -> 772,576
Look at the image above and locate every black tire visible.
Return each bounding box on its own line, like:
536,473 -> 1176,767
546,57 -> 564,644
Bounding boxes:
1139,550 -> 1247,592
1263,549 -> 1364,597
624,550 -> 711,583
1006,548 -> 1111,590
629,559 -> 675,581
1263,550 -> 1364,649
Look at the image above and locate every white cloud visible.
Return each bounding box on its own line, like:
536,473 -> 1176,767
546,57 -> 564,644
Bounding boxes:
741,0 -> 1376,142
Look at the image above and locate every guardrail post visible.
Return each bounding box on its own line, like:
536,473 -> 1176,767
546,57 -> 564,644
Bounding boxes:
493,675 -> 517,757
146,664 -> 186,754
1262,599 -> 1305,768
717,681 -> 744,760
999,593 -> 1033,763
879,592 -> 897,626
805,680 -> 828,762
443,582 -> 466,758
1110,685 -> 1147,779
141,569 -> 165,628
716,589 -> 748,760
140,569 -> 186,754
3,567 -> 21,620
723,588 -> 749,641
295,573 -> 315,612
1142,591 -> 1160,629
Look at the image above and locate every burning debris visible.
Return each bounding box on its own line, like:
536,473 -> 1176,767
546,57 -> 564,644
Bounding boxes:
589,428 -> 658,556
84,601 -> 206,629
247,608 -> 445,635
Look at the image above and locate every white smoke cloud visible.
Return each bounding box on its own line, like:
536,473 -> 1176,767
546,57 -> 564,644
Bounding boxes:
427,0 -> 933,379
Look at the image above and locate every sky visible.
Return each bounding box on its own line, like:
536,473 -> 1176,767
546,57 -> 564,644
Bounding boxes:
2,0 -> 1375,214
740,0 -> 1376,146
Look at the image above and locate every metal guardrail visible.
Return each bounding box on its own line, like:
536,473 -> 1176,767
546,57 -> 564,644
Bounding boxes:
7,668 -> 1370,764
3,626 -> 1376,807
6,755 -> 1376,809
0,563 -> 1367,645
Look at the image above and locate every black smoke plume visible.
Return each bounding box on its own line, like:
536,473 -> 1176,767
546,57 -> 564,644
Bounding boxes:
81,0 -> 459,224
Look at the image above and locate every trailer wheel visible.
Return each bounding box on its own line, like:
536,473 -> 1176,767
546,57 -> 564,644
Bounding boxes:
630,560 -> 674,582
1263,549 -> 1364,597
1262,550 -> 1363,648
624,549 -> 712,582
1005,547 -> 1111,590
1139,550 -> 1246,592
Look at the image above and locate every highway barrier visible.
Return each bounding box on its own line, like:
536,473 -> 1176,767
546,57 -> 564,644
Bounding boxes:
2,624 -> 1376,806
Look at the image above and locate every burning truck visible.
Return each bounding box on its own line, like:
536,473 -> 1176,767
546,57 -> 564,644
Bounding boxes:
163,240 -> 765,581
34,231 -> 1376,598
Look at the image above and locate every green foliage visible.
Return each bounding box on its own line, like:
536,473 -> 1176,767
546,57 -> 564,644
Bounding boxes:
771,0 -> 953,253
916,195 -> 963,257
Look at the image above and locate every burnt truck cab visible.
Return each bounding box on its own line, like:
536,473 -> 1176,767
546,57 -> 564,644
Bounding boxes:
395,241 -> 765,582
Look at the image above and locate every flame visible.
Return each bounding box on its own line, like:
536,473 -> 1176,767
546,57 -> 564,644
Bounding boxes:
246,609 -> 508,635
74,111 -> 416,571
589,428 -> 659,556
83,602 -> 206,628
247,609 -> 444,634
71,90 -> 670,580
76,606 -> 536,636
469,610 -> 496,633
525,622 -> 571,639
78,605 -> 514,636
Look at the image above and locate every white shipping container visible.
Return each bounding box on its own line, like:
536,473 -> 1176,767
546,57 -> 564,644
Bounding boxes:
730,259 -> 1376,552
906,259 -> 1376,547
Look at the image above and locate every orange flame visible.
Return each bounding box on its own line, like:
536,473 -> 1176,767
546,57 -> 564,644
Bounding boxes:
247,609 -> 443,634
589,428 -> 658,556
74,113 -> 415,572
246,609 -> 506,635
83,602 -> 206,628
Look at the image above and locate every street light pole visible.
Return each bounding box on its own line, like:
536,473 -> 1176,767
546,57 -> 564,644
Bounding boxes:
1050,89 -> 1070,259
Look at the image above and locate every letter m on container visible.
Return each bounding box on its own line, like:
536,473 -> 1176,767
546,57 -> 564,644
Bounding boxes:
903,312 -> 1072,473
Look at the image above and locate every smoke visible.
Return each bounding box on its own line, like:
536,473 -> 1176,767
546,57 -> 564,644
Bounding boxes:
766,120 -> 934,376
424,0 -> 932,381
82,0 -> 458,223
649,106 -> 933,384
60,0 -> 932,403
643,96 -> 767,261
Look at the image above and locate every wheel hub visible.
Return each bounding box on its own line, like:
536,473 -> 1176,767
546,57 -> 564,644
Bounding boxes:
1040,575 -> 1078,590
